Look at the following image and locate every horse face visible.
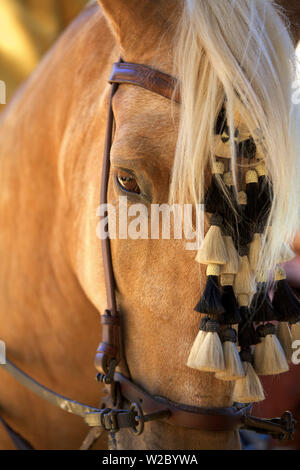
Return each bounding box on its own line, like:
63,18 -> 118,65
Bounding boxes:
97,0 -> 236,450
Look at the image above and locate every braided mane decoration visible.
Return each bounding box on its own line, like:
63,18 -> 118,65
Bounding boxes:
187,103 -> 300,403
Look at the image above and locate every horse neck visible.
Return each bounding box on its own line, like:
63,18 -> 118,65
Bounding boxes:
0,8 -> 114,397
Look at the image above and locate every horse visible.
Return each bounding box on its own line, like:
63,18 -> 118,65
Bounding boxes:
0,0 -> 300,450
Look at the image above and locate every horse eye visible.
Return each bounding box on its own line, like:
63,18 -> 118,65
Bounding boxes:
116,169 -> 141,194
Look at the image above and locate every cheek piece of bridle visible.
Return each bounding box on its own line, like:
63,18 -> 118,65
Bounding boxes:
0,60 -> 295,449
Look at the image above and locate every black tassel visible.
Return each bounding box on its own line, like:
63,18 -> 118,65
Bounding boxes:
219,285 -> 241,325
240,347 -> 254,365
250,284 -> 275,323
215,105 -> 227,135
257,176 -> 272,227
273,278 -> 300,323
237,137 -> 257,160
220,173 -> 239,230
237,221 -> 253,247
238,306 -> 260,348
204,175 -> 225,214
245,170 -> 259,223
232,192 -> 253,249
194,276 -> 225,315
255,161 -> 273,228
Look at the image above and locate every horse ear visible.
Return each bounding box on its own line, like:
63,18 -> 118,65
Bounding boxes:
97,0 -> 178,60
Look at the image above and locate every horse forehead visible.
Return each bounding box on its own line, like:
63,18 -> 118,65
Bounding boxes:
113,84 -> 176,121
112,85 -> 179,164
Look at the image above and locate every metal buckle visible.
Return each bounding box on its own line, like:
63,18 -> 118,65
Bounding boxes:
101,409 -> 121,433
85,405 -> 170,436
242,411 -> 296,441
96,358 -> 117,385
100,408 -> 138,433
130,403 -> 171,436
130,402 -> 144,436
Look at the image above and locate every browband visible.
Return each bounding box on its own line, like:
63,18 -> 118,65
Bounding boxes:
109,61 -> 180,103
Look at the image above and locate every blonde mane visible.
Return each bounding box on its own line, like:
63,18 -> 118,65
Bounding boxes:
170,0 -> 300,278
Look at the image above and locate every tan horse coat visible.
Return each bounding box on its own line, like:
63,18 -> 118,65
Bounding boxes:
0,0 -> 299,450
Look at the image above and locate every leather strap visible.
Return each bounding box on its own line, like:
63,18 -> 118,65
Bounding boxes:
100,82 -> 119,316
1,357 -> 294,440
0,360 -> 100,418
115,372 -> 252,432
97,62 -> 180,377
109,62 -> 180,103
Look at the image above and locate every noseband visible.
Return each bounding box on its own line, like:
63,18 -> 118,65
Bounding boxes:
1,60 -> 295,449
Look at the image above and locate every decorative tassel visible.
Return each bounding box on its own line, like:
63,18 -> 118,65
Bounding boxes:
249,233 -> 261,271
237,137 -> 257,160
195,214 -> 228,266
254,323 -> 289,376
215,327 -> 245,381
215,105 -> 227,135
194,265 -> 225,315
234,191 -> 253,248
256,160 -> 272,227
234,247 -> 254,296
245,169 -> 259,222
277,322 -> 293,363
220,230 -> 240,274
251,280 -> 275,323
204,161 -> 225,214
232,348 -> 265,403
187,317 -> 225,373
219,274 -> 241,325
221,172 -> 239,228
238,294 -> 260,347
272,266 -> 300,323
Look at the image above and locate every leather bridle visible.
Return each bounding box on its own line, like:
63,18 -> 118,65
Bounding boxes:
0,60 -> 295,449
90,60 -> 294,441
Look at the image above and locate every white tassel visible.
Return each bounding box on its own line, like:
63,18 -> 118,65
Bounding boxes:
187,318 -> 225,373
234,255 -> 254,296
195,214 -> 228,266
215,328 -> 245,381
233,361 -> 265,403
220,236 -> 240,274
254,324 -> 289,376
187,330 -> 206,368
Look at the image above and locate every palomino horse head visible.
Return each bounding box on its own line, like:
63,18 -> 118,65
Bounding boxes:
0,0 -> 299,450
89,0 -> 299,449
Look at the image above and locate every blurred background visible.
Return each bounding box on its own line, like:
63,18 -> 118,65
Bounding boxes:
0,0 -> 300,451
0,0 -> 90,112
